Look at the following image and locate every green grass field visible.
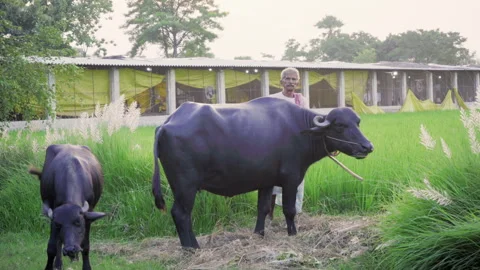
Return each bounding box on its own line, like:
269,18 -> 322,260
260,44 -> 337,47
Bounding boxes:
1,109 -> 479,269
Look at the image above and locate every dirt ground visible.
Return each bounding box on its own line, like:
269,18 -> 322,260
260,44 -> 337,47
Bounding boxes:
94,214 -> 379,269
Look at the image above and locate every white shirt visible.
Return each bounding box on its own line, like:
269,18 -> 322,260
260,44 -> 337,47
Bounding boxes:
269,91 -> 308,109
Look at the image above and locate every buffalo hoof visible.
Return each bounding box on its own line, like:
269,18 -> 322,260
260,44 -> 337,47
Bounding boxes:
254,230 -> 265,237
181,246 -> 198,253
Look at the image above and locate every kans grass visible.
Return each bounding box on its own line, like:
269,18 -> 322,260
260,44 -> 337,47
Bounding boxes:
1,95 -> 480,269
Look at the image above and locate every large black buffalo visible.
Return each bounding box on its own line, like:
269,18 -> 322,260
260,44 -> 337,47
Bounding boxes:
152,97 -> 373,248
29,144 -> 106,270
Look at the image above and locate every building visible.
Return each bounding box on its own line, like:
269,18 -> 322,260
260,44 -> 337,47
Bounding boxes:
20,56 -> 480,128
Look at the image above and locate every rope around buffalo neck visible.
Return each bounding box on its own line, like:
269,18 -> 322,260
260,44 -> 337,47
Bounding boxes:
323,137 -> 364,181
326,135 -> 362,146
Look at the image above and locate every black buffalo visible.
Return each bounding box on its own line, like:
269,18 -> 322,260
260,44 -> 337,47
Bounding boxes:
29,144 -> 106,270
152,97 -> 373,248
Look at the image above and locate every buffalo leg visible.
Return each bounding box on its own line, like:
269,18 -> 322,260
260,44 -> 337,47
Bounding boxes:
254,187 -> 274,236
282,186 -> 298,236
81,221 -> 92,270
171,187 -> 199,249
45,223 -> 59,270
54,239 -> 63,270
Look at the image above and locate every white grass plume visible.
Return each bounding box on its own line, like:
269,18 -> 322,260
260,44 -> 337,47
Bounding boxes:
15,129 -> 23,142
408,178 -> 452,206
1,128 -> 9,141
102,95 -> 127,136
460,109 -> 480,154
31,139 -> 40,153
124,101 -> 141,132
68,94 -> 140,142
76,112 -> 91,140
419,124 -> 436,150
132,144 -> 141,151
440,138 -> 451,159
475,83 -> 480,108
45,127 -> 65,146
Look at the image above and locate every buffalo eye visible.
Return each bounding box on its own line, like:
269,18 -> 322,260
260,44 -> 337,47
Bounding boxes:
73,219 -> 81,226
54,223 -> 62,230
334,123 -> 347,132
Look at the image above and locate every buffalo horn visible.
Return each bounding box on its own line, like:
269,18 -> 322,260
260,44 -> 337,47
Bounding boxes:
81,201 -> 90,213
42,202 -> 53,219
313,115 -> 330,127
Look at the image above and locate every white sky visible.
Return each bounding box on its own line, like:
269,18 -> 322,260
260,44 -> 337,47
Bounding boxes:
96,0 -> 479,60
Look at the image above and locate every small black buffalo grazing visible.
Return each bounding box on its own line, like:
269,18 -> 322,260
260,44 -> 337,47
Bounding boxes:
29,144 -> 106,270
152,97 -> 373,249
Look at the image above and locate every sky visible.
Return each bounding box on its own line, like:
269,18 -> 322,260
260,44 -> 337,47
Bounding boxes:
96,0 -> 479,60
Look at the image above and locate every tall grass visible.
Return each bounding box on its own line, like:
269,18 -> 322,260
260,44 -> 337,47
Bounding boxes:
0,102 -> 474,244
0,96 -> 260,240
375,106 -> 480,269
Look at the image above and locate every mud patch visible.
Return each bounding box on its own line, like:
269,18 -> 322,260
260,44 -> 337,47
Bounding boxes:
94,214 -> 378,269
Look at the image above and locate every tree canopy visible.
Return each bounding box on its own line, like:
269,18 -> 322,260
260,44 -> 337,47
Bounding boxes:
280,15 -> 475,65
376,29 -> 475,65
281,38 -> 305,61
123,0 -> 227,58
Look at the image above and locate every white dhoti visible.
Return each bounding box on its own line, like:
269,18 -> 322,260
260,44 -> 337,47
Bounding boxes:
272,180 -> 304,213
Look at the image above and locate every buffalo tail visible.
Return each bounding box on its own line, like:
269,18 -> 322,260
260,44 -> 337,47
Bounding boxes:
152,125 -> 166,212
28,166 -> 42,179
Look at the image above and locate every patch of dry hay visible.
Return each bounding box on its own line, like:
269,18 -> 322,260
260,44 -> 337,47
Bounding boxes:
93,214 -> 378,269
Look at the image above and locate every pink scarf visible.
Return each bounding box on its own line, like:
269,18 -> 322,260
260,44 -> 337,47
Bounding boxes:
293,93 -> 303,107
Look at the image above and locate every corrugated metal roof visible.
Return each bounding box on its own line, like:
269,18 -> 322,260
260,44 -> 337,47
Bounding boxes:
28,56 -> 480,71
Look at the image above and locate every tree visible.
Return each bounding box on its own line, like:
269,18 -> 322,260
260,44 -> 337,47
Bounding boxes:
304,31 -> 380,62
261,53 -> 275,60
0,0 -> 113,124
16,0 -> 114,57
319,34 -> 360,62
178,39 -> 215,58
123,0 -> 227,58
234,56 -> 252,60
304,16 -> 380,62
303,38 -> 323,62
314,15 -> 344,38
377,29 -> 475,65
376,34 -> 400,62
281,39 -> 305,61
353,48 -> 377,63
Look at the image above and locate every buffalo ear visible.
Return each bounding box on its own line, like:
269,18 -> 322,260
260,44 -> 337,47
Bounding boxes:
84,212 -> 107,222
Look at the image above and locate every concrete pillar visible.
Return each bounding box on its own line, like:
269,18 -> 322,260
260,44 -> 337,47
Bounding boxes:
474,72 -> 480,103
475,72 -> 480,94
371,71 -> 378,106
337,70 -> 345,107
386,76 -> 394,106
216,69 -> 226,104
301,70 -> 310,108
426,72 -> 433,101
451,71 -> 458,90
260,69 -> 270,97
166,68 -> 176,114
47,70 -> 56,118
401,72 -> 407,103
109,67 -> 120,102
